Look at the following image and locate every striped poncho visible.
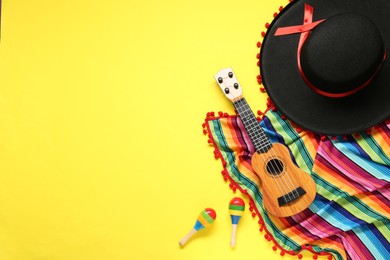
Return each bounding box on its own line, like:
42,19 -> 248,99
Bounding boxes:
203,110 -> 390,260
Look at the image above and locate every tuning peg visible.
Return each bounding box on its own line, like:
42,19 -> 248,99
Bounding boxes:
218,77 -> 223,83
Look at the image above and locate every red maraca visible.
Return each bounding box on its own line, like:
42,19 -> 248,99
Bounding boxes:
229,197 -> 245,247
179,208 -> 217,247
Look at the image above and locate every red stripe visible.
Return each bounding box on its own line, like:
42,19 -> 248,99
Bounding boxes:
337,231 -> 375,259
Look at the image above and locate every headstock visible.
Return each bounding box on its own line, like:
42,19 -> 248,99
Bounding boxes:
214,68 -> 243,102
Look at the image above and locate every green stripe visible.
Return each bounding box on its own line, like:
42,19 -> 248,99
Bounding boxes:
201,210 -> 214,223
374,219 -> 390,241
337,197 -> 383,223
361,133 -> 390,165
356,134 -> 386,164
229,205 -> 245,211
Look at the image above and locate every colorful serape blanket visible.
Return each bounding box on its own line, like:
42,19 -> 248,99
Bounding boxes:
203,110 -> 390,260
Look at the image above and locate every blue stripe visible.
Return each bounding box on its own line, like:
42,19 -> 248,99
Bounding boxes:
260,116 -> 285,144
311,195 -> 367,231
332,141 -> 390,181
230,215 -> 241,224
340,135 -> 371,160
194,220 -> 204,231
353,224 -> 389,259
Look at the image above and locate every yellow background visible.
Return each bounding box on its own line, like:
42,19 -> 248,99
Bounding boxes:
0,0 -> 322,259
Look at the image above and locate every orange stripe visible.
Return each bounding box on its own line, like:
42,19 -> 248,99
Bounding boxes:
301,132 -> 318,159
314,159 -> 358,197
273,217 -> 313,244
355,192 -> 390,216
373,127 -> 390,150
307,133 -> 320,154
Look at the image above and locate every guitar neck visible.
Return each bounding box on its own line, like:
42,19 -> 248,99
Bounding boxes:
233,97 -> 272,153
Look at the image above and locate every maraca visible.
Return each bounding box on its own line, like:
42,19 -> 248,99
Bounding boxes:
179,208 -> 217,247
229,197 -> 245,247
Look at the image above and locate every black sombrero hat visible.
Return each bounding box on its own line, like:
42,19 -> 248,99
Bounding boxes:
260,0 -> 390,135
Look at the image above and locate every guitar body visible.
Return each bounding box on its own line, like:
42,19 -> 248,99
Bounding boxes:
251,143 -> 316,217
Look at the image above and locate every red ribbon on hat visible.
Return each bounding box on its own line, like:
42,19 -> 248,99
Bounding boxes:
274,3 -> 386,98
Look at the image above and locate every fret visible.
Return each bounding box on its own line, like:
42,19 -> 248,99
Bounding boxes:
233,98 -> 272,153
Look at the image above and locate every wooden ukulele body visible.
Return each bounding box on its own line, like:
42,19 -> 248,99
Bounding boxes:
251,143 -> 316,217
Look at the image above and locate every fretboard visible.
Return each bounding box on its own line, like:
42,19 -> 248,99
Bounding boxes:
233,98 -> 272,153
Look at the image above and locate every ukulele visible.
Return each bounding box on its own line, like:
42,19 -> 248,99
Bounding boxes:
214,68 -> 316,217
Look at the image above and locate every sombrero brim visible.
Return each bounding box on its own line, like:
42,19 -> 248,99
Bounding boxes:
260,0 -> 390,135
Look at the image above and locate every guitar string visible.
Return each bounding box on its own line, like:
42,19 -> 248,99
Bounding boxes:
234,99 -> 285,196
284,168 -> 309,209
239,101 -> 299,208
244,100 -> 310,216
236,98 -> 299,205
267,141 -> 301,202
257,132 -> 301,207
243,95 -> 301,203
235,99 -> 294,204
263,133 -> 301,204
265,110 -> 308,205
248,112 -> 298,205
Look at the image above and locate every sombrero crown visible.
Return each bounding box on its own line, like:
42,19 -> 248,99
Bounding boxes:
260,0 -> 390,135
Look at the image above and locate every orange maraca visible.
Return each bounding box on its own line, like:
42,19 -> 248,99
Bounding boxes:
179,208 -> 217,247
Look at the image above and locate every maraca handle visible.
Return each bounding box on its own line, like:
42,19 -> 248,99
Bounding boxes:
179,228 -> 197,247
230,224 -> 238,247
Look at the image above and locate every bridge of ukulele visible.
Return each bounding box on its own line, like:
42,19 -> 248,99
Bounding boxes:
278,187 -> 306,207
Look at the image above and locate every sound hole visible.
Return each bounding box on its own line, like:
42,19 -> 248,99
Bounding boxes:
266,159 -> 284,176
